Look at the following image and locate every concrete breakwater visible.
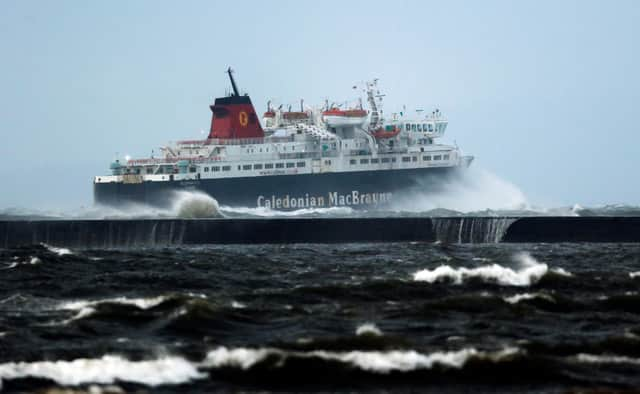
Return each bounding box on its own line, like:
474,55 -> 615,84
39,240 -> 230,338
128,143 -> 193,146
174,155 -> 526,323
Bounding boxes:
1,217 -> 639,247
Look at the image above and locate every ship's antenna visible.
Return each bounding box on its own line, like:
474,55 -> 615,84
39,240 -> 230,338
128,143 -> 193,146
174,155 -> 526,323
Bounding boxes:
300,99 -> 304,112
227,67 -> 239,96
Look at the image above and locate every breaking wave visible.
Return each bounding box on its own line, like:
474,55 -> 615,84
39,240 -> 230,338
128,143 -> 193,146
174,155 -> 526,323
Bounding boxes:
0,346 -> 522,388
412,252 -> 557,286
503,292 -> 556,304
55,296 -> 172,325
0,355 -> 204,387
356,323 -> 383,336
202,346 -> 521,373
170,190 -> 221,218
41,243 -> 73,256
58,296 -> 170,312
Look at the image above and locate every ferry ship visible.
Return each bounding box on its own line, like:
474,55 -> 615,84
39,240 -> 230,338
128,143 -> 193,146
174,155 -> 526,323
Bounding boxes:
94,68 -> 473,210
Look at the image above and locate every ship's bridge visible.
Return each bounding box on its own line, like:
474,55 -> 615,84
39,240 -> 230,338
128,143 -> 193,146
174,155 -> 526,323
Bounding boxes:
401,120 -> 447,137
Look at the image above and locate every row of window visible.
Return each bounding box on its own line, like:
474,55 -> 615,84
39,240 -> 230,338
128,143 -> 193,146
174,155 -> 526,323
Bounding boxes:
405,123 -> 443,133
245,144 -> 310,154
350,154 -> 450,165
202,161 -> 306,172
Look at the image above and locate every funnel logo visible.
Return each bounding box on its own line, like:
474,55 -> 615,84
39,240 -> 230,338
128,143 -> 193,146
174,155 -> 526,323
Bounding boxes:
238,111 -> 248,127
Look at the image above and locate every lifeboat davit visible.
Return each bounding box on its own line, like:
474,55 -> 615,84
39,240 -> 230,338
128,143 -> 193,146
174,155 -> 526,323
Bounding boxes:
371,125 -> 400,139
322,108 -> 368,127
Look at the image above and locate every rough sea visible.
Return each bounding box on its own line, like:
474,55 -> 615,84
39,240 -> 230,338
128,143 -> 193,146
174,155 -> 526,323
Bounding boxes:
2,171 -> 640,393
2,241 -> 640,393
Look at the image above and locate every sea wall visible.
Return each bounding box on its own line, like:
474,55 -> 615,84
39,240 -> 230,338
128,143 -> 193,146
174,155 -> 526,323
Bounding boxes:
1,217 -> 639,247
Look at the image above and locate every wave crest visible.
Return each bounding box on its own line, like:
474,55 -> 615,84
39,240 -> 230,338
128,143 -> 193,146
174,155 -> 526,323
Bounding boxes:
203,346 -> 521,373
413,252 -> 551,286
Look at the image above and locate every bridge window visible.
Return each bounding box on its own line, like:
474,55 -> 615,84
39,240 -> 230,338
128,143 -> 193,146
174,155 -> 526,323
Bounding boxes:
254,164 -> 263,170
444,154 -> 450,160
411,124 -> 416,131
424,155 -> 432,161
222,166 -> 231,171
405,123 -> 410,131
381,158 -> 390,163
402,156 -> 411,162
360,159 -> 369,164
417,124 -> 422,131
391,157 -> 397,163
324,160 -> 331,165
146,168 -> 153,174
276,163 -> 284,168
204,167 -> 209,172
434,155 -> 442,161
243,164 -> 252,170
423,123 -> 428,131
371,158 -> 379,164
350,159 -> 357,165
189,167 -> 196,173
428,124 -> 433,132
412,156 -> 417,162
296,161 -> 305,168
213,166 -> 220,172
265,163 -> 274,169
286,162 -> 295,168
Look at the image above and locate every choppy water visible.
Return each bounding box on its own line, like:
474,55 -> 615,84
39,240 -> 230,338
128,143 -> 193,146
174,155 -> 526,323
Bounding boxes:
2,242 -> 640,392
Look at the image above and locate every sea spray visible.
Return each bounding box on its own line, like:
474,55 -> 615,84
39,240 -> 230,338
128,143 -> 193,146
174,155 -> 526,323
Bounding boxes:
391,168 -> 528,213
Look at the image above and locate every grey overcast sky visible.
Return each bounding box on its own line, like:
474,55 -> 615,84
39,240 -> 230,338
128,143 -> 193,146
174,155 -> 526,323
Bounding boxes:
0,0 -> 638,210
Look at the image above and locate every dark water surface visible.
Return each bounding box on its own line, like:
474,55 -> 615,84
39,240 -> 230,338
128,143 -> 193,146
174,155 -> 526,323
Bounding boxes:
2,242 -> 640,393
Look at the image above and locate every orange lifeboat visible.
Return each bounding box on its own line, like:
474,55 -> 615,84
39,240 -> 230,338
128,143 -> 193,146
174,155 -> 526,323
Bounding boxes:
322,108 -> 368,127
371,125 -> 401,139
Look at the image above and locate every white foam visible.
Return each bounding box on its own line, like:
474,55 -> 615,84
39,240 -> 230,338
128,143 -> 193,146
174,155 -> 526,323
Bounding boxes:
503,293 -> 555,304
42,243 -> 73,256
630,271 -> 640,278
0,355 -> 204,386
550,267 -> 573,276
220,205 -> 354,217
231,301 -> 247,309
203,347 -> 271,370
413,253 -> 548,287
574,353 -> 640,365
356,323 -> 382,336
2,256 -> 41,270
202,346 -> 521,373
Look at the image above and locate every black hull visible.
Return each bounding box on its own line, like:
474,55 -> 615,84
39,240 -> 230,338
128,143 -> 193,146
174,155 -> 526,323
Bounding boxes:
94,166 -> 462,209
